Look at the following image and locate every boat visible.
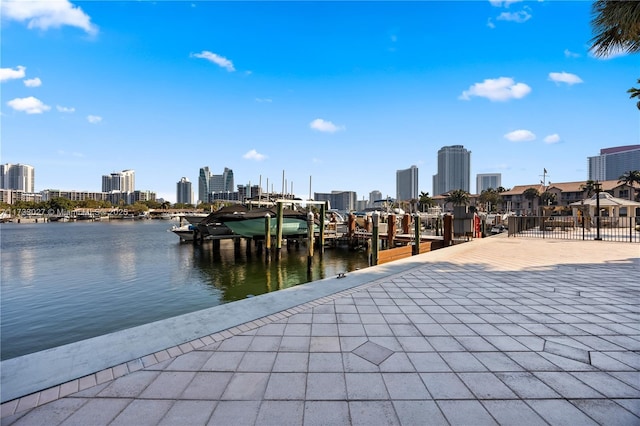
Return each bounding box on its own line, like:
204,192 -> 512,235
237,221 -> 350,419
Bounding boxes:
215,206 -> 314,239
170,224 -> 199,241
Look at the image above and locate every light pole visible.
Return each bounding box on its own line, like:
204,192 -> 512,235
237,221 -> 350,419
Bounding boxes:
594,181 -> 602,241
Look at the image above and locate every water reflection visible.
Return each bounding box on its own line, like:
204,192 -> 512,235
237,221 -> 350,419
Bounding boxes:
188,239 -> 369,303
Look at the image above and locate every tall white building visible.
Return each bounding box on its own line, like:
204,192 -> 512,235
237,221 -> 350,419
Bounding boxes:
588,145 -> 640,181
369,190 -> 382,207
1,163 -> 35,192
396,165 -> 419,201
432,145 -> 471,195
176,177 -> 193,205
476,173 -> 502,194
102,169 -> 135,192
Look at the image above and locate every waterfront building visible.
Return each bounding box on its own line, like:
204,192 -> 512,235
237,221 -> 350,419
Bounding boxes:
314,191 -> 357,212
0,189 -> 42,205
588,145 -> 640,181
101,170 -> 135,193
41,189 -> 110,203
176,177 -> 193,205
1,163 -> 35,192
476,173 -> 502,193
396,165 -> 419,202
432,145 -> 471,195
198,167 -> 211,204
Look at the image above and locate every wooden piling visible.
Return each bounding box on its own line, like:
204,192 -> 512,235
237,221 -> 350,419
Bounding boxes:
276,201 -> 284,258
413,213 -> 420,255
307,212 -> 314,273
319,202 -> 326,253
264,213 -> 271,261
444,214 -> 453,246
388,214 -> 397,247
371,212 -> 380,265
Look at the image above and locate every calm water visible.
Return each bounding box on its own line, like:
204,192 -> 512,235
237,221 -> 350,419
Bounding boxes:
0,220 -> 369,360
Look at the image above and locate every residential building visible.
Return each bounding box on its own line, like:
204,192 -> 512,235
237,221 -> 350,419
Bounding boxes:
314,191 -> 357,211
396,165 -> 419,202
588,145 -> 640,181
102,170 -> 135,192
198,167 -> 211,204
432,145 -> 471,195
476,173 -> 502,194
0,189 -> 42,205
1,163 -> 35,192
176,177 -> 193,205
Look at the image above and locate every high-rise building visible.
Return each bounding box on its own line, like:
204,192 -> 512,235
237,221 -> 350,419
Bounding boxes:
432,145 -> 471,195
369,190 -> 382,207
396,165 -> 419,201
1,163 -> 35,192
314,191 -> 357,211
102,169 -> 135,192
588,145 -> 640,181
476,173 -> 502,194
210,168 -> 234,194
176,177 -> 193,205
198,167 -> 211,204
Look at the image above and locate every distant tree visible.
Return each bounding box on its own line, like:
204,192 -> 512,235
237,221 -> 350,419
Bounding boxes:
418,191 -> 434,212
580,179 -> 598,198
522,188 -> 540,214
445,189 -> 470,208
541,191 -> 557,206
160,201 -> 171,210
479,188 -> 502,212
618,170 -> 640,200
47,197 -> 74,213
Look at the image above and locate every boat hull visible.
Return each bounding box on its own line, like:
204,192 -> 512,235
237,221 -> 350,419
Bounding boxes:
223,217 -> 310,238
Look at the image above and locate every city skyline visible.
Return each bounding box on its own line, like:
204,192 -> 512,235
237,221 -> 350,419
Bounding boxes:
1,1 -> 637,202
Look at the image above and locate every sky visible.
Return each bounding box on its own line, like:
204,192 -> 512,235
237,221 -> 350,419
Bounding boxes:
1,0 -> 638,203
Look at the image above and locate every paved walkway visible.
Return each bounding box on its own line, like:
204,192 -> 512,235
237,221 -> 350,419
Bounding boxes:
2,236 -> 639,425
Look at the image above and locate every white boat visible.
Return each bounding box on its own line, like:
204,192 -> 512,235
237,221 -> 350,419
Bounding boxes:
170,224 -> 199,241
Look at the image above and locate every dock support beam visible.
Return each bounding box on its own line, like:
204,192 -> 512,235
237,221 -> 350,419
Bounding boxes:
413,213 -> 421,255
276,201 -> 284,259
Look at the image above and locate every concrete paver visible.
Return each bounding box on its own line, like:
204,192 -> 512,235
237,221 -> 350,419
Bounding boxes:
2,236 -> 639,425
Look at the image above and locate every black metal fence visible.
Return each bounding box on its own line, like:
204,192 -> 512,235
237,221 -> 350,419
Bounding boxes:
507,216 -> 640,243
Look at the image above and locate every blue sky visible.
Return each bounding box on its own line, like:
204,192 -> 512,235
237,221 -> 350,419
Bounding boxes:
1,0 -> 638,203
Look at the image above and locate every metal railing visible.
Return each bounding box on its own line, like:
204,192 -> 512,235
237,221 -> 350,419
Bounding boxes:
507,215 -> 640,243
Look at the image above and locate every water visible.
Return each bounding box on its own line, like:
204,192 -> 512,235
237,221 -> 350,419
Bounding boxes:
0,220 -> 369,360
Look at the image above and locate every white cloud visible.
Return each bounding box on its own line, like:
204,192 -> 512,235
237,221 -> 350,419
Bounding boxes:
56,105 -> 75,113
24,77 -> 42,87
544,134 -> 561,144
87,115 -> 102,124
191,51 -> 235,72
487,18 -> 496,29
0,65 -> 26,82
564,49 -> 580,58
504,129 -> 536,142
489,0 -> 523,7
1,0 -> 97,35
310,118 -> 344,133
7,96 -> 50,114
548,72 -> 583,85
243,149 -> 267,161
459,77 -> 531,102
496,10 -> 531,23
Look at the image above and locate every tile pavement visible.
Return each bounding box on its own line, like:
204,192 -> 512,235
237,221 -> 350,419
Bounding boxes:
1,236 -> 639,425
